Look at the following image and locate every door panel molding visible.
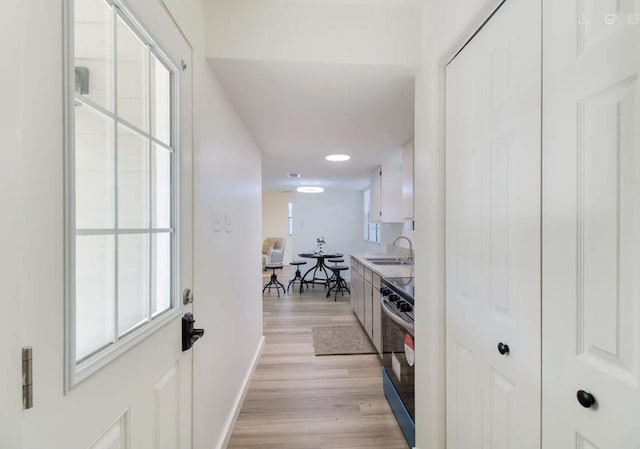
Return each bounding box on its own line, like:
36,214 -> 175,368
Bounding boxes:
153,363 -> 179,449
88,410 -> 129,449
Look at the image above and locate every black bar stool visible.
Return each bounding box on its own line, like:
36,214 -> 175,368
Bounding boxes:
263,264 -> 286,297
325,258 -> 344,287
326,265 -> 350,301
287,260 -> 308,293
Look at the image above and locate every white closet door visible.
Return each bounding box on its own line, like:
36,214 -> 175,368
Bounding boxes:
542,1 -> 640,447
446,1 -> 541,448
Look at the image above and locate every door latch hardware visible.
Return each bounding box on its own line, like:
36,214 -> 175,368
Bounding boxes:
22,347 -> 33,409
182,313 -> 204,351
183,288 -> 193,305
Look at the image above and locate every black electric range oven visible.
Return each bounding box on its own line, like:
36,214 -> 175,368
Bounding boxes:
380,276 -> 415,448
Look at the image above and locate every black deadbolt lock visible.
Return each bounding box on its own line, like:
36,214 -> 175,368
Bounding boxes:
182,312 -> 205,351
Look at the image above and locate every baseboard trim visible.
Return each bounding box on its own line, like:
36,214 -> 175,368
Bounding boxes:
218,335 -> 265,449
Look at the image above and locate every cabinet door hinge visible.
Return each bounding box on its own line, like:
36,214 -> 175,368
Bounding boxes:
22,347 -> 33,409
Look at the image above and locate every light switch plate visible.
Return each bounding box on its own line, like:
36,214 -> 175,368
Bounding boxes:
213,212 -> 222,232
225,213 -> 231,232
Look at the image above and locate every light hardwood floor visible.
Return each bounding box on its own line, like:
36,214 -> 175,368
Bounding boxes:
227,269 -> 409,449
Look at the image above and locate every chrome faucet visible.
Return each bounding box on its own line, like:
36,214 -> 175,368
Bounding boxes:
392,236 -> 413,264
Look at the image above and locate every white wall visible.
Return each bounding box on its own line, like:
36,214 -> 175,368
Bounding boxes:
205,0 -> 421,67
413,0 -> 489,448
291,191 -> 363,276
191,66 -> 263,449
262,191 -> 293,264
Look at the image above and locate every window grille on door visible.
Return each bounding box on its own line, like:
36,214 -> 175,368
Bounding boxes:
65,0 -> 181,388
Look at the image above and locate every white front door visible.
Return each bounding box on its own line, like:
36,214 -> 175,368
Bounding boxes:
445,1 -> 541,448
0,3 -> 26,445
542,1 -> 640,447
1,1 -> 195,447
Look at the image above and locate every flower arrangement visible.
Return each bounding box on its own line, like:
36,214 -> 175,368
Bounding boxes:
316,236 -> 326,253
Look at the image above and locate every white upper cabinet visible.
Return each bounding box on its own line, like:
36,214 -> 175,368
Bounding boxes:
371,164 -> 403,223
402,140 -> 414,219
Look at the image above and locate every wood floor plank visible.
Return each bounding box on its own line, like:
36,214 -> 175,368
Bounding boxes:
227,278 -> 408,449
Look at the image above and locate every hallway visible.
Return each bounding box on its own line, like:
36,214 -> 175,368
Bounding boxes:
227,271 -> 408,449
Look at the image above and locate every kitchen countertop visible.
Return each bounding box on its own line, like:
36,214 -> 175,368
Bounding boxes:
349,253 -> 414,279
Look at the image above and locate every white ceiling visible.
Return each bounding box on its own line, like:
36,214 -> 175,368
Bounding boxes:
210,58 -> 416,191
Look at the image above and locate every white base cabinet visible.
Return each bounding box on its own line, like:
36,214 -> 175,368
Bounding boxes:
350,256 -> 382,355
371,273 -> 382,355
350,257 -> 364,324
364,269 -> 373,338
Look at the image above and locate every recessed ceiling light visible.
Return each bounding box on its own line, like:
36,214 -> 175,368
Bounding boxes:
296,186 -> 324,193
325,154 -> 351,162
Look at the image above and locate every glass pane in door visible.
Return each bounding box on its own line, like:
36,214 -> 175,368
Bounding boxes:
151,144 -> 171,228
118,125 -> 149,228
75,105 -> 114,229
118,234 -> 150,335
76,235 -> 115,361
117,15 -> 148,131
74,0 -> 114,111
150,54 -> 171,145
151,232 -> 171,316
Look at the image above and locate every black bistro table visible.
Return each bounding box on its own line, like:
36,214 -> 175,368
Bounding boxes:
298,252 -> 343,288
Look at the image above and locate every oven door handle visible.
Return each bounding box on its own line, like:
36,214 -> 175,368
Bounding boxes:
381,297 -> 414,335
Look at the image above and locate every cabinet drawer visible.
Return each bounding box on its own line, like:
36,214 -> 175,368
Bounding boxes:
364,267 -> 373,284
373,273 -> 381,289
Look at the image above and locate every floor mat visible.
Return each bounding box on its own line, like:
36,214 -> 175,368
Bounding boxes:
311,325 -> 377,356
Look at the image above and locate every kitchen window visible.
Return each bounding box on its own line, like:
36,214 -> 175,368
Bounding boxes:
288,201 -> 293,236
65,0 -> 180,388
364,188 -> 380,243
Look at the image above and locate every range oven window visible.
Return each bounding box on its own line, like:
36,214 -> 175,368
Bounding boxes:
380,277 -> 415,447
381,309 -> 415,418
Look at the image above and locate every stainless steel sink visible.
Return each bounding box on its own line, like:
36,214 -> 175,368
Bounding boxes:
372,261 -> 413,265
366,257 -> 413,266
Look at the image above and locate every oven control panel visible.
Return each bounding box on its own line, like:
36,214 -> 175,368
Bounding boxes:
381,277 -> 414,324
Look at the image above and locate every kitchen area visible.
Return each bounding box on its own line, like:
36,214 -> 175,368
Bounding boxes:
348,139 -> 417,447
349,250 -> 415,448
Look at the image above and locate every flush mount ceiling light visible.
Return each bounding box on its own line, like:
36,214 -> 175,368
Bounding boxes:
296,186 -> 324,193
325,154 -> 351,162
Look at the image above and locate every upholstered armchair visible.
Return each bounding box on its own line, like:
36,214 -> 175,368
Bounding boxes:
262,237 -> 286,270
